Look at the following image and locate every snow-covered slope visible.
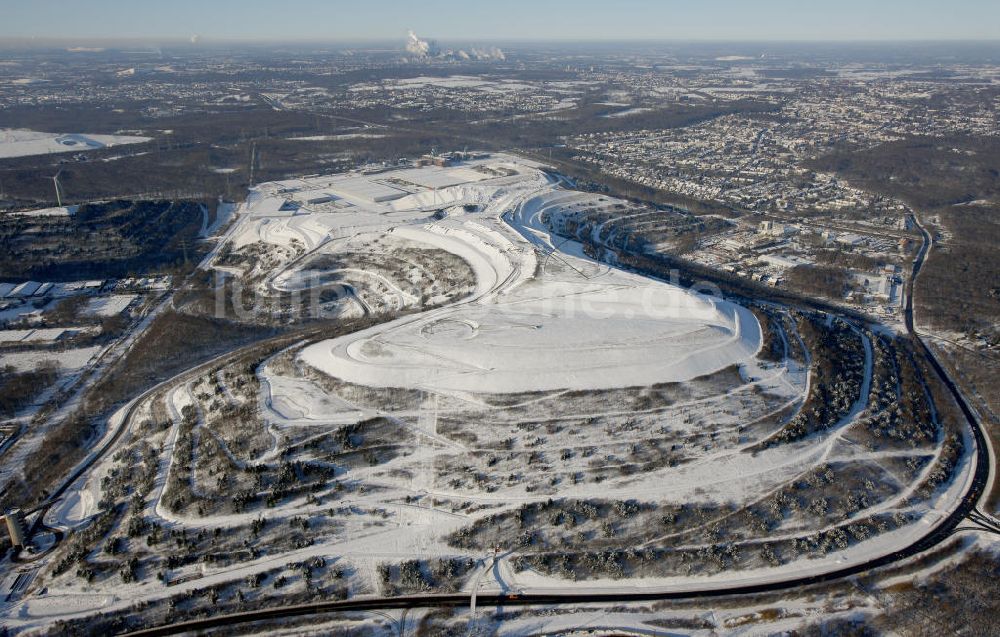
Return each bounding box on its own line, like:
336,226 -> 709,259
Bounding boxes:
299,162 -> 761,393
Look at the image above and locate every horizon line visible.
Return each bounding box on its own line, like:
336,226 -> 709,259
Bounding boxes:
2,35 -> 1000,47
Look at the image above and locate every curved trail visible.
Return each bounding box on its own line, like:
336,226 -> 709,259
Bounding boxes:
13,165 -> 991,635
300,184 -> 761,395
120,202 -> 994,637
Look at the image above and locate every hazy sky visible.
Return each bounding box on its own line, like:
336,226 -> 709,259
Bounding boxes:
3,0 -> 999,42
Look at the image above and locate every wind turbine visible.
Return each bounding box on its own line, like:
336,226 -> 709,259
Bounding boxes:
49,170 -> 64,207
248,143 -> 257,186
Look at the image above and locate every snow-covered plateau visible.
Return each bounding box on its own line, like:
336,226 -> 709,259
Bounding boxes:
3,154 -> 978,634
0,129 -> 151,159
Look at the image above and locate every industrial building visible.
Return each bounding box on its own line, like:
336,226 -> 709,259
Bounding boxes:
4,508 -> 29,550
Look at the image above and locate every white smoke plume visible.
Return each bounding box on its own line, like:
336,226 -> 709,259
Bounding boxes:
468,46 -> 506,61
404,31 -> 505,62
406,30 -> 437,57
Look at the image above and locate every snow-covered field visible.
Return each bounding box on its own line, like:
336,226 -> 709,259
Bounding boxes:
0,129 -> 151,159
83,294 -> 135,317
0,326 -> 92,343
4,155 -> 979,634
0,346 -> 101,373
287,133 -> 387,141
6,205 -> 78,218
300,192 -> 761,393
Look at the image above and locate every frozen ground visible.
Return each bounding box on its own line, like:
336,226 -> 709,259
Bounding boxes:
2,155 -> 979,634
83,295 -> 135,317
0,129 -> 151,159
7,205 -> 79,218
300,189 -> 761,394
0,327 -> 94,343
0,346 -> 101,374
287,133 -> 387,141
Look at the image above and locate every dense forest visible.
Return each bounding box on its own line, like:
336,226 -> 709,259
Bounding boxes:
0,199 -> 204,281
810,135 -> 1000,340
0,362 -> 59,418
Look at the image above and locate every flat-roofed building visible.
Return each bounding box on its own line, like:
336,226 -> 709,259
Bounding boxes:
327,177 -> 409,204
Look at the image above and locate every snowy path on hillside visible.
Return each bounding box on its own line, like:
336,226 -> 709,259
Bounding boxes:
300,186 -> 762,394
8,157 -> 979,634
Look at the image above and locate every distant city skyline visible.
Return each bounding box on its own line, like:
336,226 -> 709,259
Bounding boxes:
2,0 -> 999,42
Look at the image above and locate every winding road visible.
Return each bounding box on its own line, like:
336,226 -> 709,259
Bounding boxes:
117,204 -> 995,636
1,168 -> 986,634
